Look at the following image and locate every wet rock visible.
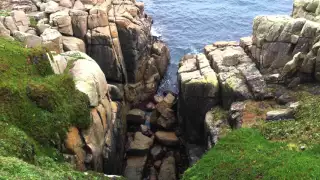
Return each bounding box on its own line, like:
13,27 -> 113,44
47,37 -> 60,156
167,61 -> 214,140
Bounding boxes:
186,144 -> 205,166
158,156 -> 176,180
157,115 -> 176,130
155,131 -> 179,146
127,132 -> 153,156
149,167 -> 158,180
124,156 -> 147,180
154,94 -> 164,103
150,145 -> 164,160
154,160 -> 162,170
140,124 -> 148,134
127,109 -> 146,124
164,92 -> 175,105
266,109 -> 294,121
108,84 -> 124,101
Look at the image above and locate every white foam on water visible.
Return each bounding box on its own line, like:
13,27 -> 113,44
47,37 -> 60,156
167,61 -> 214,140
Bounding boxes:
151,26 -> 162,38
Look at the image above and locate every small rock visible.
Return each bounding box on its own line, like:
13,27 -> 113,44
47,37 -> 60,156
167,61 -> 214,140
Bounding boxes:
140,125 -> 148,134
276,93 -> 295,105
124,156 -> 147,180
154,94 -> 164,103
266,109 -> 294,121
60,0 -> 73,8
149,167 -> 158,180
158,156 -> 176,180
150,145 -> 164,160
288,102 -> 300,110
155,131 -> 179,146
73,0 -> 85,10
127,132 -> 153,156
157,115 -> 176,130
164,93 -> 175,105
127,109 -> 146,124
186,144 -> 205,166
154,160 -> 162,169
146,102 -> 156,111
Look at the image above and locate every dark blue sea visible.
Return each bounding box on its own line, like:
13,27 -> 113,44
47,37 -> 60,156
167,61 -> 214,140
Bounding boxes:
143,0 -> 293,94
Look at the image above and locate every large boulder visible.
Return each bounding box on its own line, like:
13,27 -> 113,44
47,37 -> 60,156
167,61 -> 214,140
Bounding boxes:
41,28 -> 63,53
69,9 -> 88,38
178,54 -> 219,143
127,132 -> 154,156
61,51 -> 108,106
13,31 -> 42,48
62,36 -> 86,52
50,10 -> 73,36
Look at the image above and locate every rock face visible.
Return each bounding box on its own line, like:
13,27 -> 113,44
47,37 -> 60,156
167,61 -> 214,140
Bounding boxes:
178,41 -> 267,144
3,0 -> 170,105
46,51 -> 127,174
178,54 -> 219,143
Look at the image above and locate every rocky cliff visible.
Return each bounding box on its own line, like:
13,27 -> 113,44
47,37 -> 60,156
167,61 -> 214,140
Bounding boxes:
178,0 -> 320,168
0,0 -> 170,178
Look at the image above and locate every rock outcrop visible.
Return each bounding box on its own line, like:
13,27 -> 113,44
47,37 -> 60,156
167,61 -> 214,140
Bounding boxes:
0,0 -> 170,105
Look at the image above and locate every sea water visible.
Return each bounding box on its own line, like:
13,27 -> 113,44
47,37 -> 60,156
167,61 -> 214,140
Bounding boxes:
143,0 -> 293,94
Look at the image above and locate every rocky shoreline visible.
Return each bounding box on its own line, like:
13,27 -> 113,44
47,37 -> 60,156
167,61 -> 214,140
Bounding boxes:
1,0 -> 320,179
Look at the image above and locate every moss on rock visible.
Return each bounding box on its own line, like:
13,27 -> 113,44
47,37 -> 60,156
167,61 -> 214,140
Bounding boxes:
0,38 -> 109,178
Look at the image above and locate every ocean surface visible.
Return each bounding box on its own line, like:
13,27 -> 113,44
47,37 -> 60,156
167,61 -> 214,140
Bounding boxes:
143,0 -> 293,94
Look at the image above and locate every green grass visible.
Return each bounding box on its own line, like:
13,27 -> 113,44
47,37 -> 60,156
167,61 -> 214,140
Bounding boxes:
183,128 -> 320,180
0,38 -> 91,146
0,156 -> 110,180
0,38 -> 110,178
259,92 -> 320,146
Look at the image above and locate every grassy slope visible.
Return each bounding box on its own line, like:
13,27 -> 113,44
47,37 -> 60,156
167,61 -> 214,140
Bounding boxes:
0,38 -> 108,179
183,129 -> 320,180
183,91 -> 320,179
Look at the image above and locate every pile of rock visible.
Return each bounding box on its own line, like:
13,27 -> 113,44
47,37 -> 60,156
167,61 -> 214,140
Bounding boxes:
124,93 -> 181,180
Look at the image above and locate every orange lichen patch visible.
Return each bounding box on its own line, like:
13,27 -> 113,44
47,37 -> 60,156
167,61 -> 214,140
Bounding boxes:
64,127 -> 86,171
65,127 -> 83,151
96,104 -> 108,130
241,100 -> 275,128
111,101 -> 118,113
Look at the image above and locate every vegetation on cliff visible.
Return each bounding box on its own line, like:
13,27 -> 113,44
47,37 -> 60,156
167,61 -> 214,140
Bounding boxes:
184,91 -> 320,179
183,128 -> 320,180
0,38 -> 107,179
